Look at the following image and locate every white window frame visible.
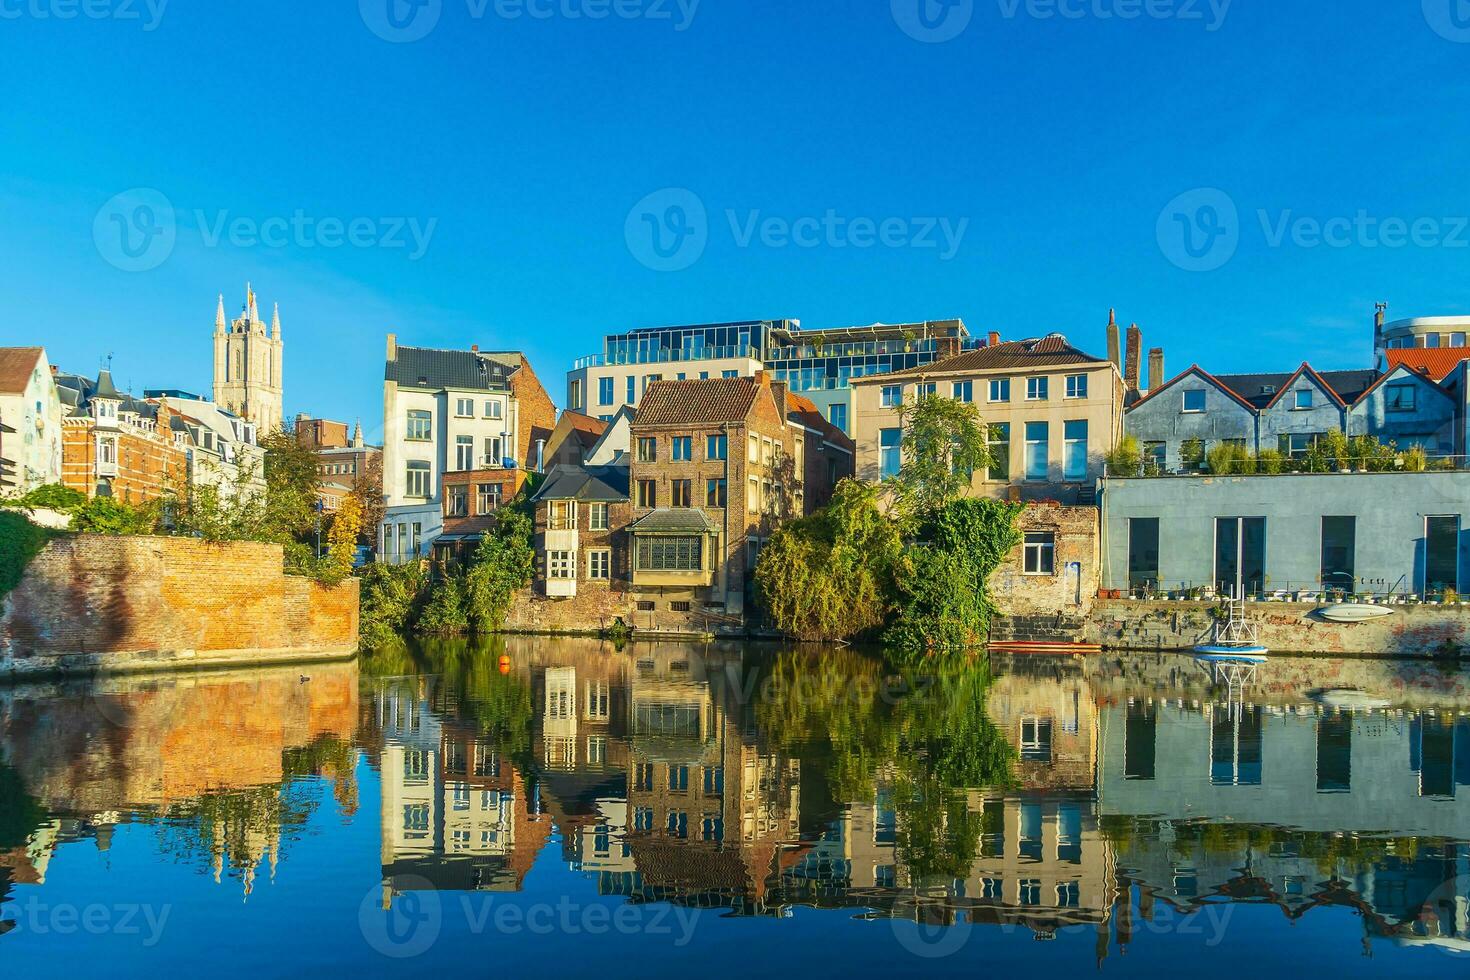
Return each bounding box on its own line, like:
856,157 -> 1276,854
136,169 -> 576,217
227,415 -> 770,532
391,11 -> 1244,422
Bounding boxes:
989,378 -> 1010,402
547,550 -> 576,580
880,385 -> 902,408
455,397 -> 474,418
587,549 -> 611,581
1294,389 -> 1313,410
1023,532 -> 1056,575
1064,374 -> 1088,399
588,502 -> 609,531
1182,389 -> 1206,414
1026,376 -> 1049,401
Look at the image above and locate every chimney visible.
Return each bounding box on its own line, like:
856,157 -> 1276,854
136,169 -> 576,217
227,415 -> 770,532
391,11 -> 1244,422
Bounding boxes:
1373,302 -> 1388,370
1106,309 -> 1121,372
756,369 -> 770,388
987,330 -> 1001,347
1147,348 -> 1165,392
471,344 -> 479,353
296,412 -> 308,424
1124,324 -> 1142,393
386,333 -> 397,361
535,438 -> 546,474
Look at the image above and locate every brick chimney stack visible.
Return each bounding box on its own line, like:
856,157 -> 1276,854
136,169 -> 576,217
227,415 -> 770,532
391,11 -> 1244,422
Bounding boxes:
1124,323 -> 1142,392
1373,302 -> 1388,370
1106,309 -> 1120,372
987,330 -> 1001,347
386,333 -> 397,361
1147,348 -> 1165,392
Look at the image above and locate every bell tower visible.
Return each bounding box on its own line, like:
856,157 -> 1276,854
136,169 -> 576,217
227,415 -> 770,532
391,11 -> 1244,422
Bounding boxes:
212,283 -> 284,435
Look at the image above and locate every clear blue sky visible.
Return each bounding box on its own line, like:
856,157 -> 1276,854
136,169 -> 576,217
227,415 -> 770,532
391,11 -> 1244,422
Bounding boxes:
4,0 -> 1469,435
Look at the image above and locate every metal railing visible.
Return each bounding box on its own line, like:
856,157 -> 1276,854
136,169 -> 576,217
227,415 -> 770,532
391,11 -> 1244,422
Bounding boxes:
572,345 -> 762,370
1104,453 -> 1470,479
1115,577 -> 1465,604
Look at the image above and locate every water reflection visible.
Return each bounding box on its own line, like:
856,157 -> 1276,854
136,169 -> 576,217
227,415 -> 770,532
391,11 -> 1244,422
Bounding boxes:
1,641 -> 1468,965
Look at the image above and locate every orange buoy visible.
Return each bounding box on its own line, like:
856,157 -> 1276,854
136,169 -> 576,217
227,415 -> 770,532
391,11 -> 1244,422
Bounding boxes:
498,655 -> 511,675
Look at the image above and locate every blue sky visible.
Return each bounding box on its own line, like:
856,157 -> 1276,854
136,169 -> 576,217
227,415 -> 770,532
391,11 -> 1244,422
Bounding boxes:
3,0 -> 1470,431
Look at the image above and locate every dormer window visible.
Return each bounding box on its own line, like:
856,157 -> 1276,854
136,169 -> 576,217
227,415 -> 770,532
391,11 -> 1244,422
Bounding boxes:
1260,385 -> 1275,395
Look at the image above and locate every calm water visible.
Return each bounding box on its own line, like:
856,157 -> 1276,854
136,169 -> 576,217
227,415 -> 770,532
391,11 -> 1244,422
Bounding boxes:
1,639 -> 1467,976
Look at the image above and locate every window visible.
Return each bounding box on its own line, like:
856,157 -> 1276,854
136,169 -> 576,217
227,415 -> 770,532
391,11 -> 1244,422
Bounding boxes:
1385,384 -> 1416,411
987,423 -> 1010,481
748,432 -> 760,462
668,765 -> 689,791
881,385 -> 902,408
1144,441 -> 1166,471
455,397 -> 474,418
636,480 -> 656,508
447,484 -> 468,517
1063,420 -> 1088,480
587,549 -> 611,581
1425,516 -> 1460,595
1023,532 -> 1055,575
1453,332 -> 1467,348
672,436 -> 692,461
703,766 -> 723,795
989,378 -> 1010,402
637,437 -> 657,463
405,461 -> 431,498
598,377 -> 615,406
1024,421 -> 1048,481
880,428 -> 902,479
548,500 -> 576,531
642,373 -> 662,394
706,433 -> 727,460
1215,517 -> 1266,597
917,382 -> 937,398
483,436 -> 504,468
1294,389 -> 1313,410
761,438 -> 774,466
477,483 -> 501,514
722,370 -> 738,379
1320,517 -> 1356,591
706,478 -> 727,508
406,410 -> 432,441
588,503 -> 609,531
1128,518 -> 1159,591
1279,432 -> 1322,458
1182,389 -> 1206,413
1062,374 -> 1087,399
671,479 -> 692,508
547,551 -> 575,580
455,435 -> 474,471
484,400 -> 503,420
667,812 -> 688,838
635,536 -> 704,571
828,403 -> 848,432
952,380 -> 973,402
98,434 -> 118,465
626,376 -> 636,404
1026,377 -> 1049,400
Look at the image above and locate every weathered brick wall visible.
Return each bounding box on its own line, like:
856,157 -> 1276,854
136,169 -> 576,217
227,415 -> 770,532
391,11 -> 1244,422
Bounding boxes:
992,503 -> 1099,618
510,360 -> 558,467
1,535 -> 358,677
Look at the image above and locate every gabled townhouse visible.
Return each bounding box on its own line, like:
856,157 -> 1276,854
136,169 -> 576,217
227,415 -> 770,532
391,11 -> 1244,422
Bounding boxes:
1126,362 -> 1457,470
380,335 -> 556,564
850,335 -> 1124,504
0,347 -> 63,495
149,392 -> 267,500
542,411 -> 609,469
55,369 -> 189,505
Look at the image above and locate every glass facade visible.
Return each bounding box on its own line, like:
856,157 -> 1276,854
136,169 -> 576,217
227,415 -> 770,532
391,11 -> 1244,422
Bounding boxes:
574,321 -> 770,370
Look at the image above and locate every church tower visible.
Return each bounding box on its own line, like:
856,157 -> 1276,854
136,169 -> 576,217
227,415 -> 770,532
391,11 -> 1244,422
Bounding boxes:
212,283 -> 284,435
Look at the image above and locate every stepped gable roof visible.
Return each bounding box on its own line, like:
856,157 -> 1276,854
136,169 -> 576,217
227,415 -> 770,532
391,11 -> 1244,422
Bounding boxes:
635,376 -> 764,426
386,345 -> 515,391
1386,347 -> 1470,382
0,348 -> 44,395
855,335 -> 1106,382
626,508 -> 719,534
532,463 -> 629,502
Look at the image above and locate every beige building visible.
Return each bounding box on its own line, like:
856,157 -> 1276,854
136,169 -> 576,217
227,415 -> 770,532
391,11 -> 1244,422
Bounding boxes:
0,347 -> 64,495
851,335 -> 1123,504
212,285 -> 284,436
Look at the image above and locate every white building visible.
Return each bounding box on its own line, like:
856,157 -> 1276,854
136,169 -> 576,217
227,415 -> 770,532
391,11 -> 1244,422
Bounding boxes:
0,347 -> 64,495
151,392 -> 266,501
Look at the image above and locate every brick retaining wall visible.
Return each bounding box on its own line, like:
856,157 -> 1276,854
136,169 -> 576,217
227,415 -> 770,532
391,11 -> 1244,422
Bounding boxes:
1,535 -> 359,679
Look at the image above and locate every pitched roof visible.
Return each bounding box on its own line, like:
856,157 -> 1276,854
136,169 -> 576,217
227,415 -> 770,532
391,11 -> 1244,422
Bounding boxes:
1349,363 -> 1457,407
549,411 -> 608,454
626,508 -> 719,534
787,393 -> 855,452
531,463 -> 629,502
1213,367 -> 1377,408
386,345 -> 515,391
0,348 -> 44,395
634,376 -> 765,426
852,335 -> 1107,383
1126,365 -> 1260,413
1386,348 -> 1470,382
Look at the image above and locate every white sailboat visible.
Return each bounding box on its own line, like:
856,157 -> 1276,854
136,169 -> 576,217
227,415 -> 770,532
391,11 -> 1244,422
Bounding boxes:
1194,583 -> 1269,663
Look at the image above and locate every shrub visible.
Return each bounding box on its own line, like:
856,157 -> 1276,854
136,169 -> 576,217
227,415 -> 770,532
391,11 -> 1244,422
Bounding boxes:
0,483 -> 85,513
1401,446 -> 1428,472
417,575 -> 469,634
70,497 -> 160,535
1104,436 -> 1143,477
1255,449 -> 1284,474
358,561 -> 428,647
462,509 -> 536,633
1179,438 -> 1205,471
0,511 -> 60,598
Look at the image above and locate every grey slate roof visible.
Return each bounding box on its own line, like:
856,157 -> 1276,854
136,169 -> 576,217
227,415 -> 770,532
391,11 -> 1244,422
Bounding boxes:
626,508 -> 719,534
1214,369 -> 1378,408
386,346 -> 514,391
532,463 -> 630,502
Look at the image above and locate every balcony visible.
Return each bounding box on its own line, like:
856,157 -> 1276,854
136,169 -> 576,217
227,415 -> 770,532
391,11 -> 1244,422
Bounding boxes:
545,529 -> 578,552
572,345 -> 762,371
547,578 -> 577,599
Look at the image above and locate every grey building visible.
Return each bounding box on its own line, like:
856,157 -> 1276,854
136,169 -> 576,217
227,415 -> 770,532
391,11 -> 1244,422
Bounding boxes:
1100,471 -> 1470,596
1124,363 -> 1456,471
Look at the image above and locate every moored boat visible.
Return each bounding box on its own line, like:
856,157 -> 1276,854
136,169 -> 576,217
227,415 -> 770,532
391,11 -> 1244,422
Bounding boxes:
1318,602 -> 1395,623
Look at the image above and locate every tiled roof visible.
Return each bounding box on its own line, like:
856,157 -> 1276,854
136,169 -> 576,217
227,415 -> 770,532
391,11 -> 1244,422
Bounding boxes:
853,335 -> 1106,382
560,411 -> 608,449
0,348 -> 43,395
532,463 -> 629,502
787,393 -> 855,452
626,508 -> 719,534
635,377 -> 764,426
1386,348 -> 1470,382
386,345 -> 514,391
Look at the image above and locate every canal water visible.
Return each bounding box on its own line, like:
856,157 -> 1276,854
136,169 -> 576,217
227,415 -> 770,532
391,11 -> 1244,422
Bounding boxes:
1,638 -> 1467,975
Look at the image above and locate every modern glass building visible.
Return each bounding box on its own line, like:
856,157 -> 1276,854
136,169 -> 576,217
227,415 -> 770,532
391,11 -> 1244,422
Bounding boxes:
567,318 -> 972,434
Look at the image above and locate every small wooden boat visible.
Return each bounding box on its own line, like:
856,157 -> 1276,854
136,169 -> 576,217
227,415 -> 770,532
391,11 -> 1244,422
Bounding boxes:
1318,603 -> 1394,623
989,641 -> 1102,655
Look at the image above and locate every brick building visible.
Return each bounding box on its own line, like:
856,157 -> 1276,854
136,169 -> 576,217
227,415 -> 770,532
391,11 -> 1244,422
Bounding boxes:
294,415 -> 383,515
55,369 -> 189,505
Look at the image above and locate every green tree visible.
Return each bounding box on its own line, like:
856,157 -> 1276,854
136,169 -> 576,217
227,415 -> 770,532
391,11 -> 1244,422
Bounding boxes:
70,496 -> 161,535
0,511 -> 60,597
754,479 -> 900,642
463,509 -> 536,633
358,562 -> 428,647
889,393 -> 990,521
1104,435 -> 1143,477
